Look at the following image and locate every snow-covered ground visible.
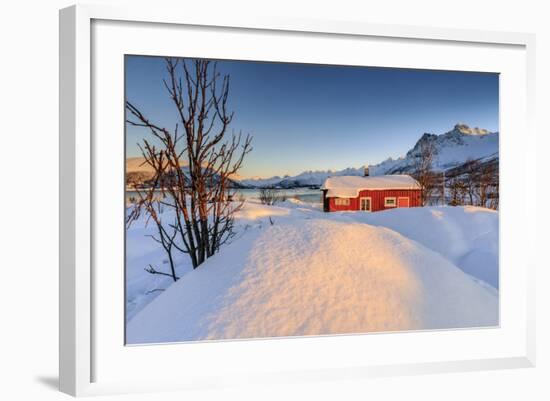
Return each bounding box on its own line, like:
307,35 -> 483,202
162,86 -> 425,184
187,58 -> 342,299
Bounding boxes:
125,214 -> 195,321
329,206 -> 499,289
126,199 -> 499,344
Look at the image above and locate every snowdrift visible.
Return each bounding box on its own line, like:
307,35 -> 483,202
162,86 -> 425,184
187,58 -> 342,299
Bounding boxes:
332,206 -> 499,289
127,215 -> 498,344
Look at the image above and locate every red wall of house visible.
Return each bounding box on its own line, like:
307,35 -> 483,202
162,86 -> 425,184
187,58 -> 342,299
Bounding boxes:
328,189 -> 421,212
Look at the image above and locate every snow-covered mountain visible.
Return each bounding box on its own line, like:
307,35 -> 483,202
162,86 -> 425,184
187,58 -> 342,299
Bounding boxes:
370,123 -> 498,175
238,124 -> 498,188
126,156 -> 248,188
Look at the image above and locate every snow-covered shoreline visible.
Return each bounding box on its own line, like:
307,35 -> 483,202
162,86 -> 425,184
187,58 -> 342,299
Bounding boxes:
126,199 -> 499,343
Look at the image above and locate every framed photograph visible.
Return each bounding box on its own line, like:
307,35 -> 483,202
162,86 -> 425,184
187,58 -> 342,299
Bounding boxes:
59,4 -> 536,396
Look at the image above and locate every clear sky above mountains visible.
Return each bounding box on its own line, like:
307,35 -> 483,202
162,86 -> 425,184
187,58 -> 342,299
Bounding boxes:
126,56 -> 498,179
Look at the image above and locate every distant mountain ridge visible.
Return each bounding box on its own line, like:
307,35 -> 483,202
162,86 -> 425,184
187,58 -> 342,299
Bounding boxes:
238,124 -> 499,188
125,157 -> 247,188
239,167 -> 365,189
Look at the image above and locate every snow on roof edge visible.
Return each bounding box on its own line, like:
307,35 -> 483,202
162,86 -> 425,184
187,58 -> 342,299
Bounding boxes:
322,175 -> 420,198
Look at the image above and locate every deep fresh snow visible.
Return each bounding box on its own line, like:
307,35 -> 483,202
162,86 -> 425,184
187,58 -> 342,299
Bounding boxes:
125,213 -> 195,321
337,206 -> 499,289
126,199 -> 499,344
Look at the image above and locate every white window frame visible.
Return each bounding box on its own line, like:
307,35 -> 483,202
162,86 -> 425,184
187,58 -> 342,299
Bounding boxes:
360,196 -> 372,211
334,198 -> 350,206
384,197 -> 397,207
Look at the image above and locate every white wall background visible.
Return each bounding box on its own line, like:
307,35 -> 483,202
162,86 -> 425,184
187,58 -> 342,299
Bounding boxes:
0,0 -> 548,399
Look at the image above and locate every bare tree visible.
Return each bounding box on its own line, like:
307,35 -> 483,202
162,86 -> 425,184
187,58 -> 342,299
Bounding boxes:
127,164 -> 180,281
126,58 -> 252,270
447,176 -> 467,206
462,158 -> 481,206
411,141 -> 436,205
432,171 -> 446,205
488,176 -> 499,210
463,159 -> 479,205
259,187 -> 280,205
475,162 -> 498,208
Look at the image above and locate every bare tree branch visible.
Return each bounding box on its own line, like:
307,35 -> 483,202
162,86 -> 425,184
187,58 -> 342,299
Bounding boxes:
126,58 -> 253,271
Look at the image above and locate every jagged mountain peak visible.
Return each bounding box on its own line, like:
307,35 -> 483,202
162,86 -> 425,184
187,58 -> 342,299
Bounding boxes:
453,123 -> 491,136
374,124 -> 498,175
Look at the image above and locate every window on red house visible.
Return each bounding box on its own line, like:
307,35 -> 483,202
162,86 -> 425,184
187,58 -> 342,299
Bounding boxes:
384,197 -> 397,207
334,198 -> 350,206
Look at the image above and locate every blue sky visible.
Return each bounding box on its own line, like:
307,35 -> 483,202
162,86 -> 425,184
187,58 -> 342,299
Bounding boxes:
126,55 -> 498,179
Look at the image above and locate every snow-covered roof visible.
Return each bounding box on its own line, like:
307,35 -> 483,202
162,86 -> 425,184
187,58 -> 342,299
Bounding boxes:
321,175 -> 420,198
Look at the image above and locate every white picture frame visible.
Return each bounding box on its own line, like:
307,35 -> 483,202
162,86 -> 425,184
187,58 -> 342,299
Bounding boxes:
59,4 -> 536,397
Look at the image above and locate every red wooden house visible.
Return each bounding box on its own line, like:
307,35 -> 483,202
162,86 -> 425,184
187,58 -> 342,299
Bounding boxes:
321,174 -> 421,212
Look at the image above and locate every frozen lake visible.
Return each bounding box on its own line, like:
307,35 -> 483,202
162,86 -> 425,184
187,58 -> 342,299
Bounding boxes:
126,187 -> 322,205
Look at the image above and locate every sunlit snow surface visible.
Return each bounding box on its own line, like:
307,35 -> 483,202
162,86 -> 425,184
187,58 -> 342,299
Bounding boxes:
126,199 -> 498,344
